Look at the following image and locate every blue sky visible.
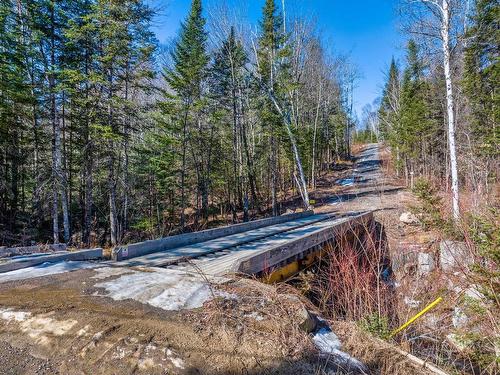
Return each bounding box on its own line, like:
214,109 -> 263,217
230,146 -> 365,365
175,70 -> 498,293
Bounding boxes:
148,0 -> 405,118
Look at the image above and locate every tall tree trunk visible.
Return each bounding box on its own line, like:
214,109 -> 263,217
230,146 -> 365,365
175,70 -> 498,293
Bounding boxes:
61,92 -> 70,243
270,132 -> 278,216
267,91 -> 311,209
311,81 -> 322,189
83,144 -> 93,245
82,50 -> 93,246
122,61 -> 130,235
108,67 -> 118,245
180,104 -> 189,230
238,88 -> 259,208
108,160 -> 118,245
49,1 -> 60,244
231,79 -> 239,222
441,0 -> 460,221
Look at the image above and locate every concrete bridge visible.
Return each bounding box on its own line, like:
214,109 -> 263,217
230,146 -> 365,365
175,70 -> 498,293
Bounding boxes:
110,210 -> 373,281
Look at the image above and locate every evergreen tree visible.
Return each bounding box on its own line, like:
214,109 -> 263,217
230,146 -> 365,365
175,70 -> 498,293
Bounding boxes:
463,0 -> 499,159
0,1 -> 33,234
258,0 -> 280,215
164,0 -> 211,224
378,58 -> 400,141
63,0 -> 155,244
166,0 -> 208,101
210,26 -> 249,221
397,40 -> 430,175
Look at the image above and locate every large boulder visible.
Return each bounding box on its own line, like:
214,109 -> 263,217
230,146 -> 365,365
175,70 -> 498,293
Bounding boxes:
440,240 -> 472,271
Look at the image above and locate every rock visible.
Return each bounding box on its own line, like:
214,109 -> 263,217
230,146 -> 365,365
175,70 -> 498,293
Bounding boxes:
399,211 -> 419,225
440,240 -> 471,271
464,286 -> 485,300
280,294 -> 318,333
298,307 -> 318,333
452,307 -> 468,328
285,208 -> 295,214
417,252 -> 435,274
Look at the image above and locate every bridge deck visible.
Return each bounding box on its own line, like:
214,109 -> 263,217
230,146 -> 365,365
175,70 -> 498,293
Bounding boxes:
113,212 -> 337,267
113,211 -> 372,279
177,214 -> 359,276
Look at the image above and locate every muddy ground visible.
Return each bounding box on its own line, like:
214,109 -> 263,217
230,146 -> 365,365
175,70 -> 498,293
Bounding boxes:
1,265 -> 350,375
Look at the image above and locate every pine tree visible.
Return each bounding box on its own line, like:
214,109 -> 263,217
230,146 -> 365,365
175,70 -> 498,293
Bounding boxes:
62,0 -> 155,245
396,40 -> 430,177
0,1 -> 33,234
378,58 -> 400,141
166,0 -> 208,100
211,26 -> 249,221
463,0 -> 499,159
164,0 -> 210,224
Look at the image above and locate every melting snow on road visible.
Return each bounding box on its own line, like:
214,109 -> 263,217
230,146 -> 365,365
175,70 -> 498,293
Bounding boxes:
312,327 -> 366,372
0,261 -> 99,283
93,267 -> 226,311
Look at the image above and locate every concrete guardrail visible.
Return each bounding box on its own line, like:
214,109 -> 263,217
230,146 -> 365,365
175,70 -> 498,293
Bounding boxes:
112,210 -> 314,261
233,212 -> 373,275
0,248 -> 103,273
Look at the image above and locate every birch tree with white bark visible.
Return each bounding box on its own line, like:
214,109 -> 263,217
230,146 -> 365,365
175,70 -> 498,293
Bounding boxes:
402,0 -> 465,221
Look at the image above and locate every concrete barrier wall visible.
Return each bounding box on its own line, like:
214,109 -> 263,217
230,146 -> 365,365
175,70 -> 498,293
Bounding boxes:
234,212 -> 373,275
0,248 -> 103,273
112,210 -> 314,261
0,243 -> 67,258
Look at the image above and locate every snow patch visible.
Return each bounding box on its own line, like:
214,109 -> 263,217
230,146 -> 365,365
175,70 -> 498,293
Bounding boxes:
94,267 -> 225,311
312,328 -> 365,370
0,308 -> 31,322
0,308 -> 77,345
0,261 -> 99,283
244,311 -> 264,321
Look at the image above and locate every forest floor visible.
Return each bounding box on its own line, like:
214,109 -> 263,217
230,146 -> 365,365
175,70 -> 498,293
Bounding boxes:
0,144 -> 449,375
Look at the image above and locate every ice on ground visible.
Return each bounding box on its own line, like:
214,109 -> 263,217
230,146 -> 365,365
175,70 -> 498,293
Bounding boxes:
0,308 -> 77,345
0,261 -> 99,283
312,327 -> 366,370
0,308 -> 31,322
94,267 -> 226,311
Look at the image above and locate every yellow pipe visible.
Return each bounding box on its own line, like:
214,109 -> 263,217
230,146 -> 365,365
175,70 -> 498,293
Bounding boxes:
390,296 -> 443,337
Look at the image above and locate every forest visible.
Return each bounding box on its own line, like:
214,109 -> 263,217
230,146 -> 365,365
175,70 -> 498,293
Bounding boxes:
0,0 -> 498,248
